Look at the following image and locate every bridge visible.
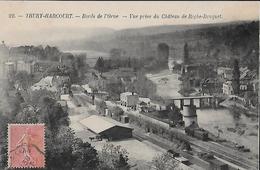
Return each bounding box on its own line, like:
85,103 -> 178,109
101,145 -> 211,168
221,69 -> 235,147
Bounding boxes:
169,95 -> 218,109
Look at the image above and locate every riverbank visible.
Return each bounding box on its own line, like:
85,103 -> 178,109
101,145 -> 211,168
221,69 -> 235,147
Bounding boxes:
147,69 -> 259,157
220,98 -> 258,117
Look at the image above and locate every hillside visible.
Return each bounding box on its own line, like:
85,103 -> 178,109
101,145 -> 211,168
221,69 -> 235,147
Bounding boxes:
58,21 -> 259,70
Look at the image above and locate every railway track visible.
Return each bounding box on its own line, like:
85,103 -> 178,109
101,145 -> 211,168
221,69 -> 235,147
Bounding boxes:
192,141 -> 259,170
124,107 -> 259,170
101,100 -> 259,169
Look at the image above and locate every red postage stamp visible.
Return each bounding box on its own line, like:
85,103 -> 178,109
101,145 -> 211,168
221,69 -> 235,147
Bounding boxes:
8,124 -> 45,168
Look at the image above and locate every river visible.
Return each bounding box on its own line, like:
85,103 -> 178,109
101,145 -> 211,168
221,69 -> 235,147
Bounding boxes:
147,69 -> 258,155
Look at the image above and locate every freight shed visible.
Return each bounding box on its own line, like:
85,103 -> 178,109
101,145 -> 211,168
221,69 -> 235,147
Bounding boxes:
80,115 -> 133,141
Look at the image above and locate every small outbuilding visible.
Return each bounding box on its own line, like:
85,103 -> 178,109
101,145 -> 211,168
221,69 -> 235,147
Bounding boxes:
80,115 -> 133,141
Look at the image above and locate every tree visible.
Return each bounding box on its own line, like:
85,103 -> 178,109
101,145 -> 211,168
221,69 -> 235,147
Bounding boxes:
38,96 -> 69,132
157,43 -> 169,61
0,113 -> 9,168
95,57 -> 105,73
72,139 -> 99,170
110,48 -> 122,60
96,100 -> 107,115
232,59 -> 240,95
183,42 -> 189,65
151,152 -> 179,170
14,71 -> 33,90
45,126 -> 74,170
74,54 -> 89,80
167,103 -> 183,126
127,57 -> 131,68
98,143 -> 130,170
15,105 -> 38,124
113,154 -> 129,170
111,106 -> 124,120
44,45 -> 61,61
30,89 -> 57,106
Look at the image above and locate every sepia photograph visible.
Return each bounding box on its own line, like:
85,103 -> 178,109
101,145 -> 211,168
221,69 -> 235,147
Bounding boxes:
0,1 -> 259,170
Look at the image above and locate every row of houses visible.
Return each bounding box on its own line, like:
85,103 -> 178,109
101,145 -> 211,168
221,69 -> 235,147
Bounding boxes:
1,59 -> 62,77
119,91 -> 167,112
220,67 -> 258,95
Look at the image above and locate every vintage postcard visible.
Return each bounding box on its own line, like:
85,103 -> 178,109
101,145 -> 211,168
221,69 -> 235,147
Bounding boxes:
0,1 -> 259,170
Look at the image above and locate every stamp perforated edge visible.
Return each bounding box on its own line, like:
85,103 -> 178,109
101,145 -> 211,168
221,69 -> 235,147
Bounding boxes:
7,123 -> 46,169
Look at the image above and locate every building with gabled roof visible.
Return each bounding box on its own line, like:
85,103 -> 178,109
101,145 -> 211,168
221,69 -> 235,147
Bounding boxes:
79,115 -> 133,140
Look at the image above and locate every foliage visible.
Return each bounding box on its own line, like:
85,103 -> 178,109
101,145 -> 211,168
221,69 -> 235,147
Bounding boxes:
95,100 -> 107,115
0,94 -> 100,170
0,113 -> 9,168
132,71 -> 157,99
14,71 -> 33,90
232,59 -> 240,95
110,106 -> 124,120
183,42 -> 189,64
38,97 -> 69,132
98,143 -> 130,170
110,48 -> 124,60
10,45 -> 61,61
157,43 -> 170,64
15,105 -> 39,123
95,57 -> 105,73
45,126 -> 75,169
30,89 -> 57,106
151,152 -> 179,170
167,103 -> 183,126
105,80 -> 124,101
74,54 -> 89,81
72,139 -> 99,170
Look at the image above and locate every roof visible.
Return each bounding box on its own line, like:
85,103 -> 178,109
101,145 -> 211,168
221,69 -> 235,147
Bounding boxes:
218,67 -> 232,70
139,101 -> 147,106
150,100 -> 167,107
121,92 -> 138,96
31,76 -> 56,91
175,156 -> 189,162
81,84 -> 93,93
223,81 -> 232,86
5,61 -> 15,65
139,97 -> 151,104
79,115 -> 132,134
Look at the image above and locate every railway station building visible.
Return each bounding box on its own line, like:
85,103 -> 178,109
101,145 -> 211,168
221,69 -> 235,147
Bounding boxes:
80,115 -> 133,141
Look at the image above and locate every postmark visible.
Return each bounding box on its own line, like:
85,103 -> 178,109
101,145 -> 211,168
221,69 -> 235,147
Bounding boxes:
8,124 -> 45,168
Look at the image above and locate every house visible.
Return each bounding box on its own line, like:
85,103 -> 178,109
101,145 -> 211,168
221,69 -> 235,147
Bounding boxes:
4,61 -> 16,75
80,115 -> 133,141
16,60 -> 35,74
137,97 -> 153,112
120,92 -> 139,109
71,84 -> 84,94
239,69 -> 257,92
150,101 -> 167,111
217,67 -> 233,80
34,60 -> 60,72
200,78 -> 223,95
251,79 -> 258,93
139,97 -> 151,105
81,84 -> 93,93
223,81 -> 233,95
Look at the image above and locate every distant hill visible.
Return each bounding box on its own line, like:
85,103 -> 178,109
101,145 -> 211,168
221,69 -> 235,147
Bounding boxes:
56,21 -> 259,70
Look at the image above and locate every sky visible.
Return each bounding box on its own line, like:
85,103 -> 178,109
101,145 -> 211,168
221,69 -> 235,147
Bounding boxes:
0,1 -> 259,45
